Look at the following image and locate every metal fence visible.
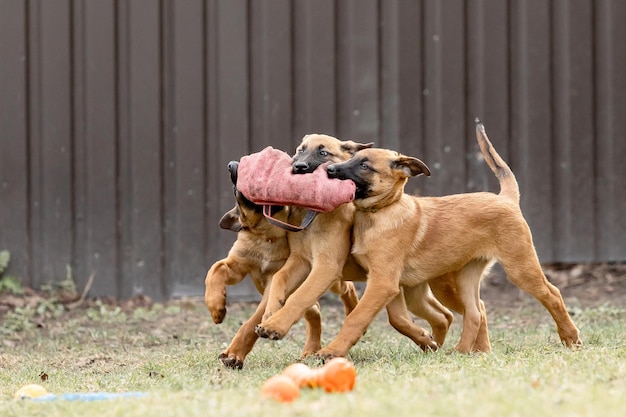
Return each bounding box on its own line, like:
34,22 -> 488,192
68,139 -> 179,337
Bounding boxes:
1,0 -> 624,300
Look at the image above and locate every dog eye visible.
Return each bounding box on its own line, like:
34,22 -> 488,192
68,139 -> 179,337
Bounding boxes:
319,150 -> 328,156
359,162 -> 369,170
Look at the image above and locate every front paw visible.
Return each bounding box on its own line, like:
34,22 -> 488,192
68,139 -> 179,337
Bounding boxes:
218,352 -> 244,370
314,348 -> 344,361
207,298 -> 227,324
206,289 -> 227,324
255,324 -> 284,340
211,307 -> 226,324
419,334 -> 439,352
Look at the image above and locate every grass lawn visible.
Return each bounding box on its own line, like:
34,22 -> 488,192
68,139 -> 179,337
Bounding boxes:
0,296 -> 624,417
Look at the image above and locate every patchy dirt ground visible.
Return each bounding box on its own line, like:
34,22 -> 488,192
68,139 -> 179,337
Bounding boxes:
480,262 -> 626,311
1,262 -> 624,337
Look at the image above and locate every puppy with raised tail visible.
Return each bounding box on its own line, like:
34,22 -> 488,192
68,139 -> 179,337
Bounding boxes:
315,120 -> 582,357
255,134 -> 455,352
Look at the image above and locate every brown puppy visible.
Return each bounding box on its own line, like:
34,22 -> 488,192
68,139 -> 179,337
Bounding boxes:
256,134 -> 454,351
310,121 -> 582,357
257,134 -> 372,324
204,162 -> 359,369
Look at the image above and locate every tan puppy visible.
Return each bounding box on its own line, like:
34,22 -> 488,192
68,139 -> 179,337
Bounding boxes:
204,162 -> 359,369
306,120 -> 582,357
256,134 -> 455,351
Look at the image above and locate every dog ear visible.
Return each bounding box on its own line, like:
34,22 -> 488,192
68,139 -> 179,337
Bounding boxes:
393,156 -> 431,178
340,140 -> 374,156
219,205 -> 242,232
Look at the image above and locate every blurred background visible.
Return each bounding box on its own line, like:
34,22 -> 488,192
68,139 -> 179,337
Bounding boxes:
0,0 -> 624,300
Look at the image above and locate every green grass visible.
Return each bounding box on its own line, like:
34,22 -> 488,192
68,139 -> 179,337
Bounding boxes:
1,298 -> 624,417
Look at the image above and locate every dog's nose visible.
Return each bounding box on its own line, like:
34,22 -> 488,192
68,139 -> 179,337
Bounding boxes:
326,164 -> 338,177
227,161 -> 239,185
292,161 -> 309,174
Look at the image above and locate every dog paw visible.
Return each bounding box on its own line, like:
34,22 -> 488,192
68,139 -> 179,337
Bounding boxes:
418,334 -> 439,352
562,337 -> 583,350
300,350 -> 315,360
301,340 -> 323,359
210,307 -> 227,324
558,328 -> 582,349
255,325 -> 284,340
206,292 -> 227,324
218,353 -> 244,370
314,349 -> 344,361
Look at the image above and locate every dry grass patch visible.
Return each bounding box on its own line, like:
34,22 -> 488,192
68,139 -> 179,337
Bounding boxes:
1,296 -> 625,417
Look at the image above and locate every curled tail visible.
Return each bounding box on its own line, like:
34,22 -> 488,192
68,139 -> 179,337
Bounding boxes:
475,119 -> 520,204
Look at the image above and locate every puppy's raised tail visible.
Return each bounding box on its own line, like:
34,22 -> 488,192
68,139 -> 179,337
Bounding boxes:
475,119 -> 520,204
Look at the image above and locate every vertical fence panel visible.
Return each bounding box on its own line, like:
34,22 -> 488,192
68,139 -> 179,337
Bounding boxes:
250,0 -> 293,152
394,0 -> 425,160
380,0 -> 423,157
422,0 -> 466,197
28,0 -> 74,288
509,0 -> 554,260
594,0 -> 626,261
211,0 -> 249,174
206,0 -> 256,299
164,0 -> 207,295
0,0 -> 30,282
552,0 -> 595,261
293,0 -> 336,141
336,0 -> 379,141
117,0 -> 164,299
72,0 -> 118,295
466,0 -> 510,194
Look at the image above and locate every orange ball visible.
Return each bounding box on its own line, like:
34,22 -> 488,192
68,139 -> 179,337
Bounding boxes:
282,363 -> 319,388
261,374 -> 300,402
318,357 -> 357,393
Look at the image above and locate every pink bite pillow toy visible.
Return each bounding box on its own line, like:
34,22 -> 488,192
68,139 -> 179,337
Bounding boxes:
236,146 -> 356,213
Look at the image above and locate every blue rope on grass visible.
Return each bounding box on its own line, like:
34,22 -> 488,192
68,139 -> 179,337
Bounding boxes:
31,392 -> 146,401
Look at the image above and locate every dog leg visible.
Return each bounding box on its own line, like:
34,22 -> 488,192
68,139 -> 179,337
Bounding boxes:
471,300 -> 492,352
500,249 -> 581,347
262,256 -> 311,322
218,291 -> 267,369
302,282 -> 359,357
219,291 -> 327,367
453,261 -> 489,353
301,303 -> 323,358
257,234 -> 352,340
330,281 -> 360,316
205,258 -> 248,324
429,272 -> 491,352
316,273 -> 402,358
386,288 -> 439,351
403,283 -> 453,347
257,260 -> 348,340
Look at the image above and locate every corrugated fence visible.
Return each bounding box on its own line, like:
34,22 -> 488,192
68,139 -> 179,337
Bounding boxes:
0,0 -> 624,300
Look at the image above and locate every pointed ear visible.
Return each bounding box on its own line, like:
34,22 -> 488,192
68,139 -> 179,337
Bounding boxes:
392,156 -> 431,178
340,140 -> 375,156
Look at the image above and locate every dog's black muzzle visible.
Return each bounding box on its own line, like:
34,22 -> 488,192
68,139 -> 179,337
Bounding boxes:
326,163 -> 345,180
227,161 -> 239,185
292,160 -> 320,174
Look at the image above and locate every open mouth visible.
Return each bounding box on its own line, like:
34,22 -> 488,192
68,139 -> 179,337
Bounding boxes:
353,183 -> 369,200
